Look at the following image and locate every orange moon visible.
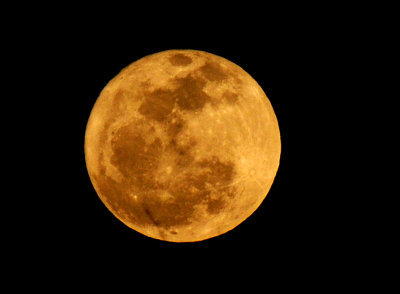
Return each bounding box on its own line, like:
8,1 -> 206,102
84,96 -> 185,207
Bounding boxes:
84,49 -> 281,242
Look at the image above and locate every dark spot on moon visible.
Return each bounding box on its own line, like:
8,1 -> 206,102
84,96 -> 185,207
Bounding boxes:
141,80 -> 152,90
114,89 -> 125,104
97,91 -> 126,152
138,89 -> 176,121
138,74 -> 211,121
98,152 -> 106,176
169,54 -> 193,66
198,156 -> 235,184
174,75 -> 210,111
206,198 -> 226,214
223,90 -> 238,104
143,207 -> 160,226
198,61 -> 228,82
170,231 -> 178,235
113,89 -> 132,112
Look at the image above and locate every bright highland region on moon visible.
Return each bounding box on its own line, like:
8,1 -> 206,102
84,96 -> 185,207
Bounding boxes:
84,50 -> 281,242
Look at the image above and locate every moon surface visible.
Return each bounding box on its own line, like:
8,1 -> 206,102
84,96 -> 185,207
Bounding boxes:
84,49 -> 281,242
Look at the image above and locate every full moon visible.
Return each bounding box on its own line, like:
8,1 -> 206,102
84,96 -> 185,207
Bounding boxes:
84,49 -> 281,242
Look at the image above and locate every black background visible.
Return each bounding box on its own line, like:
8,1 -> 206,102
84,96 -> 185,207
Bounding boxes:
19,7 -> 351,282
4,2 -> 385,288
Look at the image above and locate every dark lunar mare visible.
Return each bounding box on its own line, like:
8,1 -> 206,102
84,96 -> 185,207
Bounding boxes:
95,55 -> 239,231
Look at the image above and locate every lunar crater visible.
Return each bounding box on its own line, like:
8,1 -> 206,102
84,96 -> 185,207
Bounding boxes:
198,61 -> 228,82
169,53 -> 193,66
